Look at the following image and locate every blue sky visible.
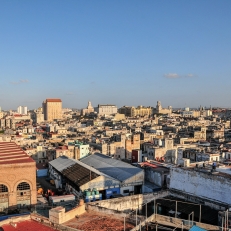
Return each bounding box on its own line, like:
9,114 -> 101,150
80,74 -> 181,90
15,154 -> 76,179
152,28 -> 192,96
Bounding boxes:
0,1 -> 231,110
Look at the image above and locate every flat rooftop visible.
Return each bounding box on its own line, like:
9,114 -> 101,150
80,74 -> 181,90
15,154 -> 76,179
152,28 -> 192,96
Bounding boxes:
64,211 -> 134,231
0,142 -> 34,165
2,220 -> 55,231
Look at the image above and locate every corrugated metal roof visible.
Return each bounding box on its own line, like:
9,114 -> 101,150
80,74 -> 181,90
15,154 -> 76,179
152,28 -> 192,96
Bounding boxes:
81,153 -> 143,182
49,156 -> 77,172
189,226 -> 207,231
62,163 -> 100,187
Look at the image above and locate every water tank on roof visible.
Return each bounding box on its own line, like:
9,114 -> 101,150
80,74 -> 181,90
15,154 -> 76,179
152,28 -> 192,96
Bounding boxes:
86,191 -> 91,196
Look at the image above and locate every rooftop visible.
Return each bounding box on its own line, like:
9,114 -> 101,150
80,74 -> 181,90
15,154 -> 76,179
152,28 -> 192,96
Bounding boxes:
45,99 -> 62,103
81,153 -> 143,182
62,162 -> 100,187
64,211 -> 134,231
2,220 -> 55,231
49,156 -> 77,172
0,142 -> 35,165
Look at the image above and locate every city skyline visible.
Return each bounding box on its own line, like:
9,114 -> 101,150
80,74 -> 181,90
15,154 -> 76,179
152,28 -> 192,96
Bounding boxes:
1,1 -> 231,109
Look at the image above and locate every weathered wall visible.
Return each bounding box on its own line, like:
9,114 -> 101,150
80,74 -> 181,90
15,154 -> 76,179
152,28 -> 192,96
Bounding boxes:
49,204 -> 85,224
88,191 -> 169,213
170,167 -> 231,204
145,169 -> 162,187
87,204 -> 126,217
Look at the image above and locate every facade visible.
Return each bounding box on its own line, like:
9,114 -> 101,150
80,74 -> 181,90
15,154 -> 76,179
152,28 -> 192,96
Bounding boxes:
0,111 -> 4,119
170,167 -> 231,204
119,105 -> 152,117
96,104 -> 117,115
0,142 -> 36,212
42,98 -> 62,121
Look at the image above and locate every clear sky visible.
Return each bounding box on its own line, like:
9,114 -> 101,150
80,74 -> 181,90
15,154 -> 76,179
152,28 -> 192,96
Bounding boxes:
0,0 -> 231,110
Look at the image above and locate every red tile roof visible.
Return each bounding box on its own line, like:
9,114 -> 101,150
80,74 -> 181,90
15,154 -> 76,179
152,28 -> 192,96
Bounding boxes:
45,99 -> 62,102
0,142 -> 35,165
2,220 -> 55,231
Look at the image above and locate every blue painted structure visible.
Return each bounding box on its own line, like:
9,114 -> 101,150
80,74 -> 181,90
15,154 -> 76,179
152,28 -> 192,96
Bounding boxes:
105,187 -> 120,199
189,225 -> 207,231
36,168 -> 48,177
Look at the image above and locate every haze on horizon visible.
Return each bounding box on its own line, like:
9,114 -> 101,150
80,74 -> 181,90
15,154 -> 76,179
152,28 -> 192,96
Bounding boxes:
0,0 -> 231,110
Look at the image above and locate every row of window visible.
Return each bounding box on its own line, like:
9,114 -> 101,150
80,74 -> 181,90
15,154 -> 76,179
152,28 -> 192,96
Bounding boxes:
0,182 -> 30,193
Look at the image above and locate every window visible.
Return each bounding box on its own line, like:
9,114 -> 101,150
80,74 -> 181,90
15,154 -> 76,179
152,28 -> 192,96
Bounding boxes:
0,184 -> 8,193
123,189 -> 129,194
17,182 -> 30,191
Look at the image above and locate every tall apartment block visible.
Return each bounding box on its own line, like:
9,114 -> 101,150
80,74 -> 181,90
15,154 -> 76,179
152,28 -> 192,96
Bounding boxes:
17,106 -> 28,115
42,98 -> 62,121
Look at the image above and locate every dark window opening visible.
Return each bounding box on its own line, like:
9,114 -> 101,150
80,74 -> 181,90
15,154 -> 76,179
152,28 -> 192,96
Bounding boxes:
17,182 -> 30,191
0,184 -> 8,193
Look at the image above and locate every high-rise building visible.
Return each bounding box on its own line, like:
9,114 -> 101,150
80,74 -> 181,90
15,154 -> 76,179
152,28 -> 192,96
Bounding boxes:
42,98 -> 62,121
17,106 -> 28,115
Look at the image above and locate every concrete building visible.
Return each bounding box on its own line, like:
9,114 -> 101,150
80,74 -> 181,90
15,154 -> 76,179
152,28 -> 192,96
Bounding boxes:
96,104 -> 117,115
17,106 -> 28,115
68,140 -> 90,160
169,167 -> 231,205
42,98 -> 62,121
0,142 -> 36,212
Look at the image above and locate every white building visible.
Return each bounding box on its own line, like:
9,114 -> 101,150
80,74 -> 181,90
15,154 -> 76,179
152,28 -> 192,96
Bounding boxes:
96,104 -> 117,115
17,106 -> 28,115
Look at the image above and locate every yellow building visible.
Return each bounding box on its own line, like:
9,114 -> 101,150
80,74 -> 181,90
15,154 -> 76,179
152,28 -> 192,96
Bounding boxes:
119,105 -> 152,117
42,98 -> 62,121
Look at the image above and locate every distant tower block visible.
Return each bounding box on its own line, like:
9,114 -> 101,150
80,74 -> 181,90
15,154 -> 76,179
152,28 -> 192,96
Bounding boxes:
156,101 -> 162,112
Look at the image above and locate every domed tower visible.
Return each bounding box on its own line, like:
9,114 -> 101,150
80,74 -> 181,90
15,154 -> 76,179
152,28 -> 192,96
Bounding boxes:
88,101 -> 93,109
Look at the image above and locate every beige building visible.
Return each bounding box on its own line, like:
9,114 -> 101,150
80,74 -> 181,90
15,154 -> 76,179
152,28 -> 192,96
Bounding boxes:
0,142 -> 37,212
119,105 -> 152,117
0,111 -> 4,119
42,98 -> 62,121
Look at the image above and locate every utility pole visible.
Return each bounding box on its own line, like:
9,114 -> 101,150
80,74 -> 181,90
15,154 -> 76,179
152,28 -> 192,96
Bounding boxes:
175,201 -> 177,218
136,209 -> 137,227
146,203 -> 147,220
